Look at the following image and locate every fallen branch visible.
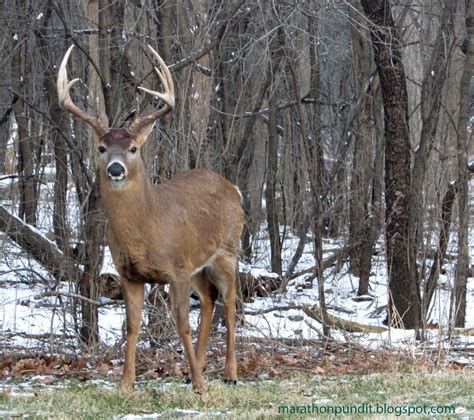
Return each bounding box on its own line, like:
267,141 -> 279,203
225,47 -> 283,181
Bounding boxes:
453,328 -> 474,336
303,305 -> 388,333
244,304 -> 304,316
326,304 -> 356,315
0,205 -> 82,283
288,246 -> 351,281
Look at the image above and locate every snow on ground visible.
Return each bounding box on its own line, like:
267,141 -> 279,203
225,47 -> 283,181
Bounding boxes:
1,168 -> 473,359
1,223 -> 473,360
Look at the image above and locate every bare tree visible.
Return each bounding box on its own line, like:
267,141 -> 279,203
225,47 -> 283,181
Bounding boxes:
348,0 -> 378,296
361,0 -> 417,329
453,0 -> 473,328
12,0 -> 37,225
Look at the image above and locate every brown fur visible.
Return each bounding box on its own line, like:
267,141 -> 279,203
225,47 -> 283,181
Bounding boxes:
101,129 -> 134,149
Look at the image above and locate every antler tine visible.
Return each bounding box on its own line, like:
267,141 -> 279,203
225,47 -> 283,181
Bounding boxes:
57,45 -> 107,136
129,45 -> 175,135
138,45 -> 175,108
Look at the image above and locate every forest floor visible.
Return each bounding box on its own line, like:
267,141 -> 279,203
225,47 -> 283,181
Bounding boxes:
1,337 -> 473,419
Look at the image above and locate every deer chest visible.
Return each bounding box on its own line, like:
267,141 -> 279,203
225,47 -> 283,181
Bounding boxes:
121,258 -> 170,284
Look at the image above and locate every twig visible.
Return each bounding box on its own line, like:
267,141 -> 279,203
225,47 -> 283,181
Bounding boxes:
36,291 -> 103,306
2,332 -> 76,340
237,335 -> 322,348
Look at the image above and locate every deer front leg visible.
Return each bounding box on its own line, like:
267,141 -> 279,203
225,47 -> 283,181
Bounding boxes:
120,279 -> 145,390
170,280 -> 206,396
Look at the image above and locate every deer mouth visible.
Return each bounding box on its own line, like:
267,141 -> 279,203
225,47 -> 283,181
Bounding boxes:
109,178 -> 129,190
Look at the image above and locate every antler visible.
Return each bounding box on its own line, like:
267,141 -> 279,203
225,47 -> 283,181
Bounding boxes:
128,45 -> 175,135
57,45 -> 107,136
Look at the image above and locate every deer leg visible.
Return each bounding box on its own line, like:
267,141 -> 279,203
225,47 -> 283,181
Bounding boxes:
170,280 -> 206,395
192,271 -> 218,373
213,256 -> 238,383
120,279 -> 145,390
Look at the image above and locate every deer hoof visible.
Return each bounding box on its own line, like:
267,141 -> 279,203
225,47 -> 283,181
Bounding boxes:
193,381 -> 208,403
223,378 -> 238,385
118,379 -> 134,392
200,390 -> 209,404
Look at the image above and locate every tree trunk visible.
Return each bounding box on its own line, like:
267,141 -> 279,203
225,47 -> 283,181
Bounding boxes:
264,18 -> 284,275
98,0 -> 113,121
12,2 -> 37,225
348,1 -> 376,295
424,182 -> 456,317
0,0 -> 9,173
356,79 -> 384,296
147,0 -> 175,343
265,91 -> 282,275
0,111 -> 10,173
155,0 -> 174,179
453,0 -> 474,328
77,181 -> 104,345
360,0 -> 418,329
407,2 -> 454,331
36,5 -> 69,251
306,11 -> 330,337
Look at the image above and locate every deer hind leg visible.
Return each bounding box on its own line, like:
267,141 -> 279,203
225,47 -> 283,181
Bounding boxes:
169,278 -> 206,395
192,271 -> 218,373
210,255 -> 238,383
120,279 -> 145,390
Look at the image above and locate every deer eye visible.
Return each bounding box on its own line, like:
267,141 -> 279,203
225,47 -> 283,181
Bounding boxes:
98,146 -> 107,154
129,146 -> 138,154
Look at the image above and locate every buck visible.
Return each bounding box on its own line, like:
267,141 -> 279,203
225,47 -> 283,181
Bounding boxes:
57,45 -> 244,397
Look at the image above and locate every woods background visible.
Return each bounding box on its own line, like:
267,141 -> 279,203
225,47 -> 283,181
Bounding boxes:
0,0 -> 473,349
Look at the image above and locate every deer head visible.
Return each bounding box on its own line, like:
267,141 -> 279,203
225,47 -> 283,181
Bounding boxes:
57,44 -> 174,189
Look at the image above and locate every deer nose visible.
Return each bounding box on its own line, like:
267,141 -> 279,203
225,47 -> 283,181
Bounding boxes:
107,161 -> 127,180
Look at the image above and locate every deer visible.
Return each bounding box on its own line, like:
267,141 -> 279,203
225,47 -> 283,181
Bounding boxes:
57,44 -> 244,398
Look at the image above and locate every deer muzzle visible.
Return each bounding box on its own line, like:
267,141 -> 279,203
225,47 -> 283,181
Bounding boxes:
107,161 -> 127,182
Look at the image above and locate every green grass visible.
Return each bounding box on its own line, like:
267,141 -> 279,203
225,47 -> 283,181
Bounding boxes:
1,372 -> 472,418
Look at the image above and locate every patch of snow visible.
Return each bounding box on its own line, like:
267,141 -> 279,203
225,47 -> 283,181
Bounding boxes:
101,247 -> 119,276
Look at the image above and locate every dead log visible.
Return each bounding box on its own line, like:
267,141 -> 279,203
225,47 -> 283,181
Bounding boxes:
303,304 -> 388,333
453,328 -> 474,336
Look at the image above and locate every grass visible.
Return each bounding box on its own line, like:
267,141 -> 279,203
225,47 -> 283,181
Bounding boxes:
1,371 -> 472,418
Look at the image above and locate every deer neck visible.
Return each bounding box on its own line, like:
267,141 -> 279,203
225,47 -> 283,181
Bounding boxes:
100,170 -> 155,242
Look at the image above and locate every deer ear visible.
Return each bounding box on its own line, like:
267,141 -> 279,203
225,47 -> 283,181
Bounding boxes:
131,121 -> 156,146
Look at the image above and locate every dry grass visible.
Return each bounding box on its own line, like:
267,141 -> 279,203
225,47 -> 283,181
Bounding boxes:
1,341 -> 473,419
